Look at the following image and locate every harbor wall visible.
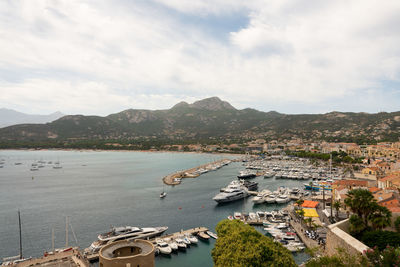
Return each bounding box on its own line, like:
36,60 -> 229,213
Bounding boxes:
325,219 -> 368,256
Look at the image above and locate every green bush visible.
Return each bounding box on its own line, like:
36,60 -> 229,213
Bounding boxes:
361,230 -> 400,251
212,219 -> 296,267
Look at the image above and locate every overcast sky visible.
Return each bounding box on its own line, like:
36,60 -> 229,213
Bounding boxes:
1,0 -> 400,115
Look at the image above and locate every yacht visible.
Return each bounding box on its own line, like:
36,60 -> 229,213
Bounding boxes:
89,225 -> 168,251
213,186 -> 248,203
252,189 -> 271,204
265,194 -> 277,203
237,170 -> 256,179
276,194 -> 290,204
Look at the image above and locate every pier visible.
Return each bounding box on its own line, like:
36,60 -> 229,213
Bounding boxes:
163,159 -> 231,185
85,227 -> 209,262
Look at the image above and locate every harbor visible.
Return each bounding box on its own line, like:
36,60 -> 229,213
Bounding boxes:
0,150 -> 312,266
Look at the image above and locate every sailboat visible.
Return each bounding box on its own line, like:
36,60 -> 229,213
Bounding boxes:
2,211 -> 25,264
160,185 -> 167,198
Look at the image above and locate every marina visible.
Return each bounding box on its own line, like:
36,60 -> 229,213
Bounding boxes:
0,150 -> 315,266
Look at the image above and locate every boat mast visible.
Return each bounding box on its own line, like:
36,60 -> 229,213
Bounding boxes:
65,216 -> 69,247
18,210 -> 22,259
52,227 -> 55,251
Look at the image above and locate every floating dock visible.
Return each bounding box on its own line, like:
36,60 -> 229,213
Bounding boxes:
163,159 -> 231,185
85,227 -> 209,262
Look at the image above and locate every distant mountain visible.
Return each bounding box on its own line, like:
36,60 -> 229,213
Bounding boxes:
0,109 -> 65,128
0,97 -> 399,143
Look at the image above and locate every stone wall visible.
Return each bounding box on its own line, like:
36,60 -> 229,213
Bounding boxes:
325,219 -> 369,256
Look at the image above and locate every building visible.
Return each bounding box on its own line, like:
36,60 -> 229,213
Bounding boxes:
99,239 -> 155,267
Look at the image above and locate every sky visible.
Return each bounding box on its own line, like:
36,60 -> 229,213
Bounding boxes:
0,0 -> 400,116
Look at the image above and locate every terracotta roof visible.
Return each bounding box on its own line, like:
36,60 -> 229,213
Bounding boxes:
379,198 -> 399,207
380,175 -> 400,182
333,180 -> 368,187
388,207 -> 400,213
374,192 -> 394,202
369,187 -> 381,193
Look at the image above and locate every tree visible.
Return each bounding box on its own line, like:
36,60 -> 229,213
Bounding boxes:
333,201 -> 341,219
212,219 -> 296,267
304,218 -> 313,228
364,246 -> 400,266
297,209 -> 305,220
344,189 -> 376,226
368,205 -> 391,230
349,214 -> 366,236
394,216 -> 400,232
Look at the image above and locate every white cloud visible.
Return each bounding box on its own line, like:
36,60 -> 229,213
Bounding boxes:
0,0 -> 400,115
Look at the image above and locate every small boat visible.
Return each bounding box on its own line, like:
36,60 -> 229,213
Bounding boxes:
206,231 -> 218,239
174,238 -> 187,250
233,212 -> 242,220
227,215 -> 233,220
160,192 -> 167,198
197,231 -> 210,241
156,239 -> 172,255
185,234 -> 198,244
164,238 -> 178,251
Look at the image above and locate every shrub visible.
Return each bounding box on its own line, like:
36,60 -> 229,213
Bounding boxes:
361,230 -> 400,251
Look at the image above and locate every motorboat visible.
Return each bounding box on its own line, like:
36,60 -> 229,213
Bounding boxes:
197,231 -> 210,241
237,170 -> 257,179
164,238 -> 178,251
241,180 -> 258,191
156,239 -> 172,255
206,231 -> 218,239
174,238 -> 187,250
249,212 -> 257,220
276,195 -> 290,204
160,191 -> 167,198
265,194 -> 277,203
213,186 -> 248,203
252,189 -> 271,204
234,212 -> 242,219
185,234 -> 198,244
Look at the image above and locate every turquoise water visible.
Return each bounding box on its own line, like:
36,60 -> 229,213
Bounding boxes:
0,150 -> 308,265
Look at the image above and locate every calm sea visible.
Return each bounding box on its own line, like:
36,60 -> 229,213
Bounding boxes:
0,150 -> 309,266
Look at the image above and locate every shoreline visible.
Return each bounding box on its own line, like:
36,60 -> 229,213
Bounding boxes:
0,148 -> 244,157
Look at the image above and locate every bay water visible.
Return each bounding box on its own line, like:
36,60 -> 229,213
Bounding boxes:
0,150 -> 309,266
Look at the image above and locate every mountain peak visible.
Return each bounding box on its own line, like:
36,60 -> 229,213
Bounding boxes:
171,101 -> 190,109
191,97 -> 236,111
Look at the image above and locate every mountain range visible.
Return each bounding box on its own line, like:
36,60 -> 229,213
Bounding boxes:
0,97 -> 399,144
0,109 -> 64,128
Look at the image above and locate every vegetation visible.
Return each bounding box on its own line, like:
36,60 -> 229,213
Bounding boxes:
344,188 -> 392,234
1,97 -> 400,144
361,231 -> 400,251
212,220 -> 296,267
306,246 -> 400,267
333,201 -> 341,219
305,248 -> 367,267
286,150 -> 363,164
395,216 -> 400,232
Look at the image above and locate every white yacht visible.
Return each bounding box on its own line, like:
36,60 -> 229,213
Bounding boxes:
237,170 -> 257,179
276,194 -> 290,204
252,189 -> 271,204
213,186 -> 248,203
89,225 -> 168,252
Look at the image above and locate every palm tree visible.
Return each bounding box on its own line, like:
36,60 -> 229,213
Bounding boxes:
297,209 -> 305,221
369,205 -> 392,230
344,189 -> 376,226
295,199 -> 304,210
333,201 -> 341,219
304,217 -> 313,228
